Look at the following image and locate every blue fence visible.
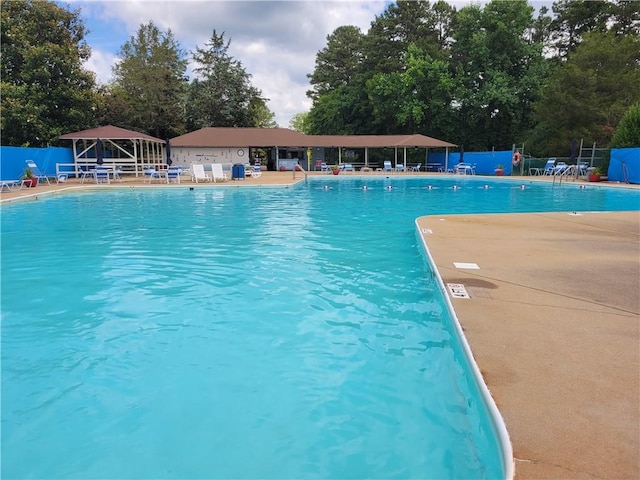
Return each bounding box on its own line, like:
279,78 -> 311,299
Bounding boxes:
427,150 -> 513,175
1,146 -> 73,181
608,148 -> 640,184
2,146 -> 637,183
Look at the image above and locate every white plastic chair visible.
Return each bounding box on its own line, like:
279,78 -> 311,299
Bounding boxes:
383,161 -> 393,172
192,164 -> 212,182
211,164 -> 228,182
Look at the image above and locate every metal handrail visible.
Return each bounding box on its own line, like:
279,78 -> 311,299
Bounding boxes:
293,164 -> 307,181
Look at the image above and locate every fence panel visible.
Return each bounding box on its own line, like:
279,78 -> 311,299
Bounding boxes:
1,146 -> 73,181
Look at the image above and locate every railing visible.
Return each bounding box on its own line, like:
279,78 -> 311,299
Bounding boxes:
293,164 -> 307,181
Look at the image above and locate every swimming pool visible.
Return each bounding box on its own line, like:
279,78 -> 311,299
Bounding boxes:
2,177 -> 638,479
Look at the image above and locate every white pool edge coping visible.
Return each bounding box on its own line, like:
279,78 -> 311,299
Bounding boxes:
415,219 -> 515,480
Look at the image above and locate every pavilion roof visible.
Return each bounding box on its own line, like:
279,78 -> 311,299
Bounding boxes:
170,127 -> 456,148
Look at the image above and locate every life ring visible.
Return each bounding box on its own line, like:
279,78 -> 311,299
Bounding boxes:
512,152 -> 521,166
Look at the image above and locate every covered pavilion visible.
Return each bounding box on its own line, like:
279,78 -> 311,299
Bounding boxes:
169,127 -> 457,171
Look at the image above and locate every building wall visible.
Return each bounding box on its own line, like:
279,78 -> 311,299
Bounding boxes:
171,147 -> 250,168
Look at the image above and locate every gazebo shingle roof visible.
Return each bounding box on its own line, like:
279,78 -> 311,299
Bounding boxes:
59,125 -> 163,142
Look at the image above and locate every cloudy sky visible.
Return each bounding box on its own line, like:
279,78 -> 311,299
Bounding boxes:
67,1 -> 550,128
67,0 -> 389,127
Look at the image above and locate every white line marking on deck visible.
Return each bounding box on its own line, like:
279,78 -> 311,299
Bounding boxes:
454,262 -> 480,269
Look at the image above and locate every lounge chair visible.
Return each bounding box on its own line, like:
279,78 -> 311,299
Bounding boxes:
383,161 -> 393,172
211,163 -> 228,182
320,162 -> 330,173
144,166 -> 164,183
553,162 -> 569,175
542,158 -> 557,175
343,164 -> 354,173
78,166 -> 94,183
247,163 -> 262,178
192,164 -> 212,182
94,166 -> 110,184
166,166 -> 182,184
1,179 -> 24,192
25,160 -> 52,185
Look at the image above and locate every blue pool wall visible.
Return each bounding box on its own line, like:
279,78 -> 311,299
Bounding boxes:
0,146 -> 72,180
608,148 -> 640,184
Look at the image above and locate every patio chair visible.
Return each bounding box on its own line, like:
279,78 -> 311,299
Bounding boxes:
247,163 -> 262,178
410,163 -> 422,172
192,164 -> 212,182
25,160 -> 52,185
94,166 -> 110,184
343,164 -> 354,173
552,162 -> 569,175
383,161 -> 393,172
144,166 -> 164,183
78,166 -> 94,183
1,179 -> 24,192
166,166 -> 182,184
320,162 -> 330,173
211,163 -> 228,182
542,158 -> 557,175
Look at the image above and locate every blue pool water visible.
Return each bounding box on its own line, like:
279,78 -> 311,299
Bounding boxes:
2,177 -> 638,479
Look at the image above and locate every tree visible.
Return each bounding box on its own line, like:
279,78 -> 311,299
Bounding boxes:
450,0 -> 547,150
0,0 -> 97,146
289,112 -> 310,133
366,44 -> 459,137
111,21 -> 188,139
529,30 -> 640,154
186,30 -> 271,129
549,0 -> 611,59
307,26 -> 365,100
248,97 -> 277,128
611,103 -> 640,147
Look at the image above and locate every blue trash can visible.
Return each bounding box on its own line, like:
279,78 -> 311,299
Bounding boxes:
232,163 -> 245,180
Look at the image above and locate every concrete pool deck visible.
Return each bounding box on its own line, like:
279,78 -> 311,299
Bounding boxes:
417,210 -> 639,479
3,172 -> 639,478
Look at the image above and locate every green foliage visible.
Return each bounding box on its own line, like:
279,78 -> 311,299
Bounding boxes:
186,30 -> 271,129
529,30 -> 640,155
611,103 -> 640,147
0,0 -> 97,146
249,97 -> 277,128
307,26 -> 365,100
289,112 -> 310,133
111,21 -> 188,138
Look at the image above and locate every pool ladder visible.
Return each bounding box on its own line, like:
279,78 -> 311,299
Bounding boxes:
293,164 -> 308,181
552,166 -> 577,186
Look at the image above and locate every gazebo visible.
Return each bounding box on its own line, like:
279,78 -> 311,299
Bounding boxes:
59,125 -> 166,177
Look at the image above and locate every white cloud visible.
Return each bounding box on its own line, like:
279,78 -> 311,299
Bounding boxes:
84,48 -> 117,86
76,0 -> 386,127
